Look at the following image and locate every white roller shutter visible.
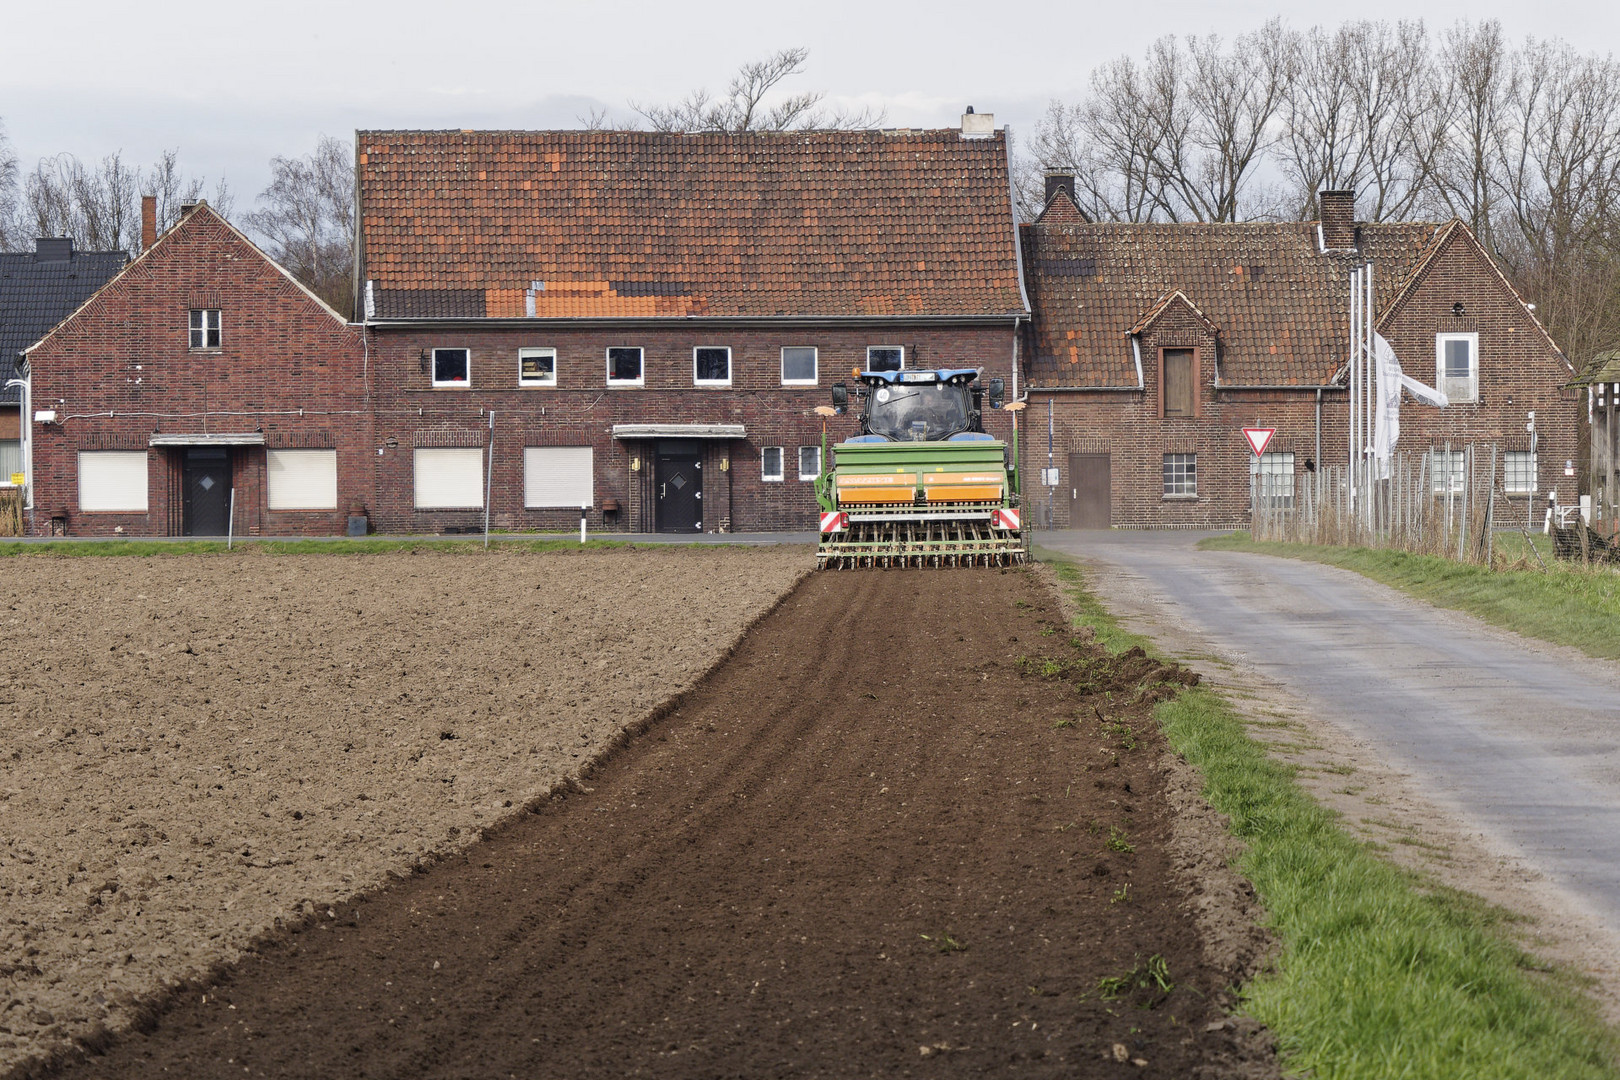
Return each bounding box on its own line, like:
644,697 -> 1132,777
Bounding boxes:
524,446 -> 593,508
414,448 -> 484,509
78,451 -> 148,512
267,450 -> 338,510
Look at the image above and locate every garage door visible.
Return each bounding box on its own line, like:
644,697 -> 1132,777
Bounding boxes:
79,451 -> 148,512
267,450 -> 338,510
524,446 -> 593,508
414,448 -> 484,509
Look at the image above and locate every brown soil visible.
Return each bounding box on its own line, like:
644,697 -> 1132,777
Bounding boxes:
0,548 -> 807,1075
31,567 -> 1276,1079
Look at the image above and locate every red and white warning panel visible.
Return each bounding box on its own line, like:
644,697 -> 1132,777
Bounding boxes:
820,511 -> 848,533
1243,427 -> 1276,456
993,508 -> 1020,531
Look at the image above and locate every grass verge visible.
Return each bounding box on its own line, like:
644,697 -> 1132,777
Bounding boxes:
1201,532 -> 1620,661
1044,555 -> 1620,1079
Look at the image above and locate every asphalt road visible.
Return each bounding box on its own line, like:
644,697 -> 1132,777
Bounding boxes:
1037,529 -> 1620,937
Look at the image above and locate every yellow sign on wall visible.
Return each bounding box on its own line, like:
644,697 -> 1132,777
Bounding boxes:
8,474 -> 22,486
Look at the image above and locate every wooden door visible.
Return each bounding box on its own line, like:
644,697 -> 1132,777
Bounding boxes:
1068,453 -> 1110,529
655,453 -> 703,533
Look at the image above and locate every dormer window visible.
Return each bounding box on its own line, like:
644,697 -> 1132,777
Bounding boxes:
189,309 -> 221,349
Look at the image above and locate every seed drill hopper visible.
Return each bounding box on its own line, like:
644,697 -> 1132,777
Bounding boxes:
814,368 -> 1026,569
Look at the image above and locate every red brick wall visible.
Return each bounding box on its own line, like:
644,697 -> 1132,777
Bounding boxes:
1023,235 -> 1578,529
367,322 -> 1019,534
25,209 -> 368,537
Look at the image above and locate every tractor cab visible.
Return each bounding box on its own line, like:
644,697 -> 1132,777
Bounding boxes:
832,369 -> 1004,443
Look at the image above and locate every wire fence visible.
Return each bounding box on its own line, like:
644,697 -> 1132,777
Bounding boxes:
1251,444 -> 1540,567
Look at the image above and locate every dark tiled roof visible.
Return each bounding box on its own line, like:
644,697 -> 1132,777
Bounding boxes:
1022,220 -> 1436,387
0,242 -> 128,402
358,129 -> 1026,320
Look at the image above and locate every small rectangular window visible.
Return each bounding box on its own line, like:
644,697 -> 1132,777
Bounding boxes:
432,348 -> 470,387
761,446 -> 784,482
1162,348 -> 1195,417
189,309 -> 220,349
1428,449 -> 1465,494
1163,453 -> 1196,497
798,445 -> 822,481
1437,333 -> 1478,403
518,348 -> 557,387
781,346 -> 818,385
867,346 -> 904,372
607,346 -> 644,386
1503,450 -> 1537,495
694,346 -> 731,386
1253,451 -> 1294,509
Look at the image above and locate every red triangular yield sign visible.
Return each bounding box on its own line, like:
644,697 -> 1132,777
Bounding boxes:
1243,427 -> 1275,456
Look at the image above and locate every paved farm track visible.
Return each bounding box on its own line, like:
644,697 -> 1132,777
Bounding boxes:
1041,531 -> 1620,961
38,569 -> 1272,1080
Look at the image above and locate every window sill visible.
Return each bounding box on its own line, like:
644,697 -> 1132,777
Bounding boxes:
1161,494 -> 1199,502
606,382 -> 645,389
517,382 -> 558,389
189,348 -> 223,354
430,383 -> 472,390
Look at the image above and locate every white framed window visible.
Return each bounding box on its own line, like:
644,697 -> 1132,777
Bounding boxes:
524,446 -> 593,508
189,308 -> 221,349
693,346 -> 731,386
781,346 -> 818,385
1163,453 -> 1196,497
761,446 -> 784,482
1503,450 -> 1537,495
798,445 -> 822,481
1428,449 -> 1465,494
1252,451 -> 1294,509
266,449 -> 338,510
1437,333 -> 1478,403
413,448 -> 484,509
518,348 -> 557,387
867,345 -> 904,372
78,451 -> 148,512
432,348 -> 470,387
607,346 -> 643,386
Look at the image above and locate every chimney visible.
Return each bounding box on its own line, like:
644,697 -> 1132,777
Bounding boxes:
961,106 -> 995,139
141,195 -> 157,252
179,201 -> 200,217
32,237 -> 73,263
1319,189 -> 1356,250
1044,171 -> 1077,208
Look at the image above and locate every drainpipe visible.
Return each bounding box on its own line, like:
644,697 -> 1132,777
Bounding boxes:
5,374 -> 29,514
1315,388 -> 1322,472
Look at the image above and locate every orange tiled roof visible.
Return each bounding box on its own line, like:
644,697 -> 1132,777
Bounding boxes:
358,129 -> 1026,320
1022,219 -> 1437,387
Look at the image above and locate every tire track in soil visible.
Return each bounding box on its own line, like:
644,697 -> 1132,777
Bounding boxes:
36,569 -> 1276,1080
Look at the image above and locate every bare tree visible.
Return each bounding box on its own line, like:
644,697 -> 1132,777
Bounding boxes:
15,148 -> 230,254
1418,21 -> 1511,241
0,119 -> 21,251
245,135 -> 354,317
1277,20 -> 1435,220
632,48 -> 884,132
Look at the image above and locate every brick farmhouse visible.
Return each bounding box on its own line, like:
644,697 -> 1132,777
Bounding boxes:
24,203 -> 367,536
1021,180 -> 1578,528
354,122 -> 1027,535
11,127 -> 1581,537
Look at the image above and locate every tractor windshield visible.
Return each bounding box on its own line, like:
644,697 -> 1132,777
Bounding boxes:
864,382 -> 974,442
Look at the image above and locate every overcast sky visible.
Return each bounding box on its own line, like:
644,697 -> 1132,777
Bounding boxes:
3,0 -> 1617,214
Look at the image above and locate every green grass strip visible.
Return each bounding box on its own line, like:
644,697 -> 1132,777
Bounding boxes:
1043,555 -> 1619,1080
1201,532 -> 1620,661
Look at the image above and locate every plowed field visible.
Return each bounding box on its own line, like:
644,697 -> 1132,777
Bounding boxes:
30,564 -> 1277,1079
